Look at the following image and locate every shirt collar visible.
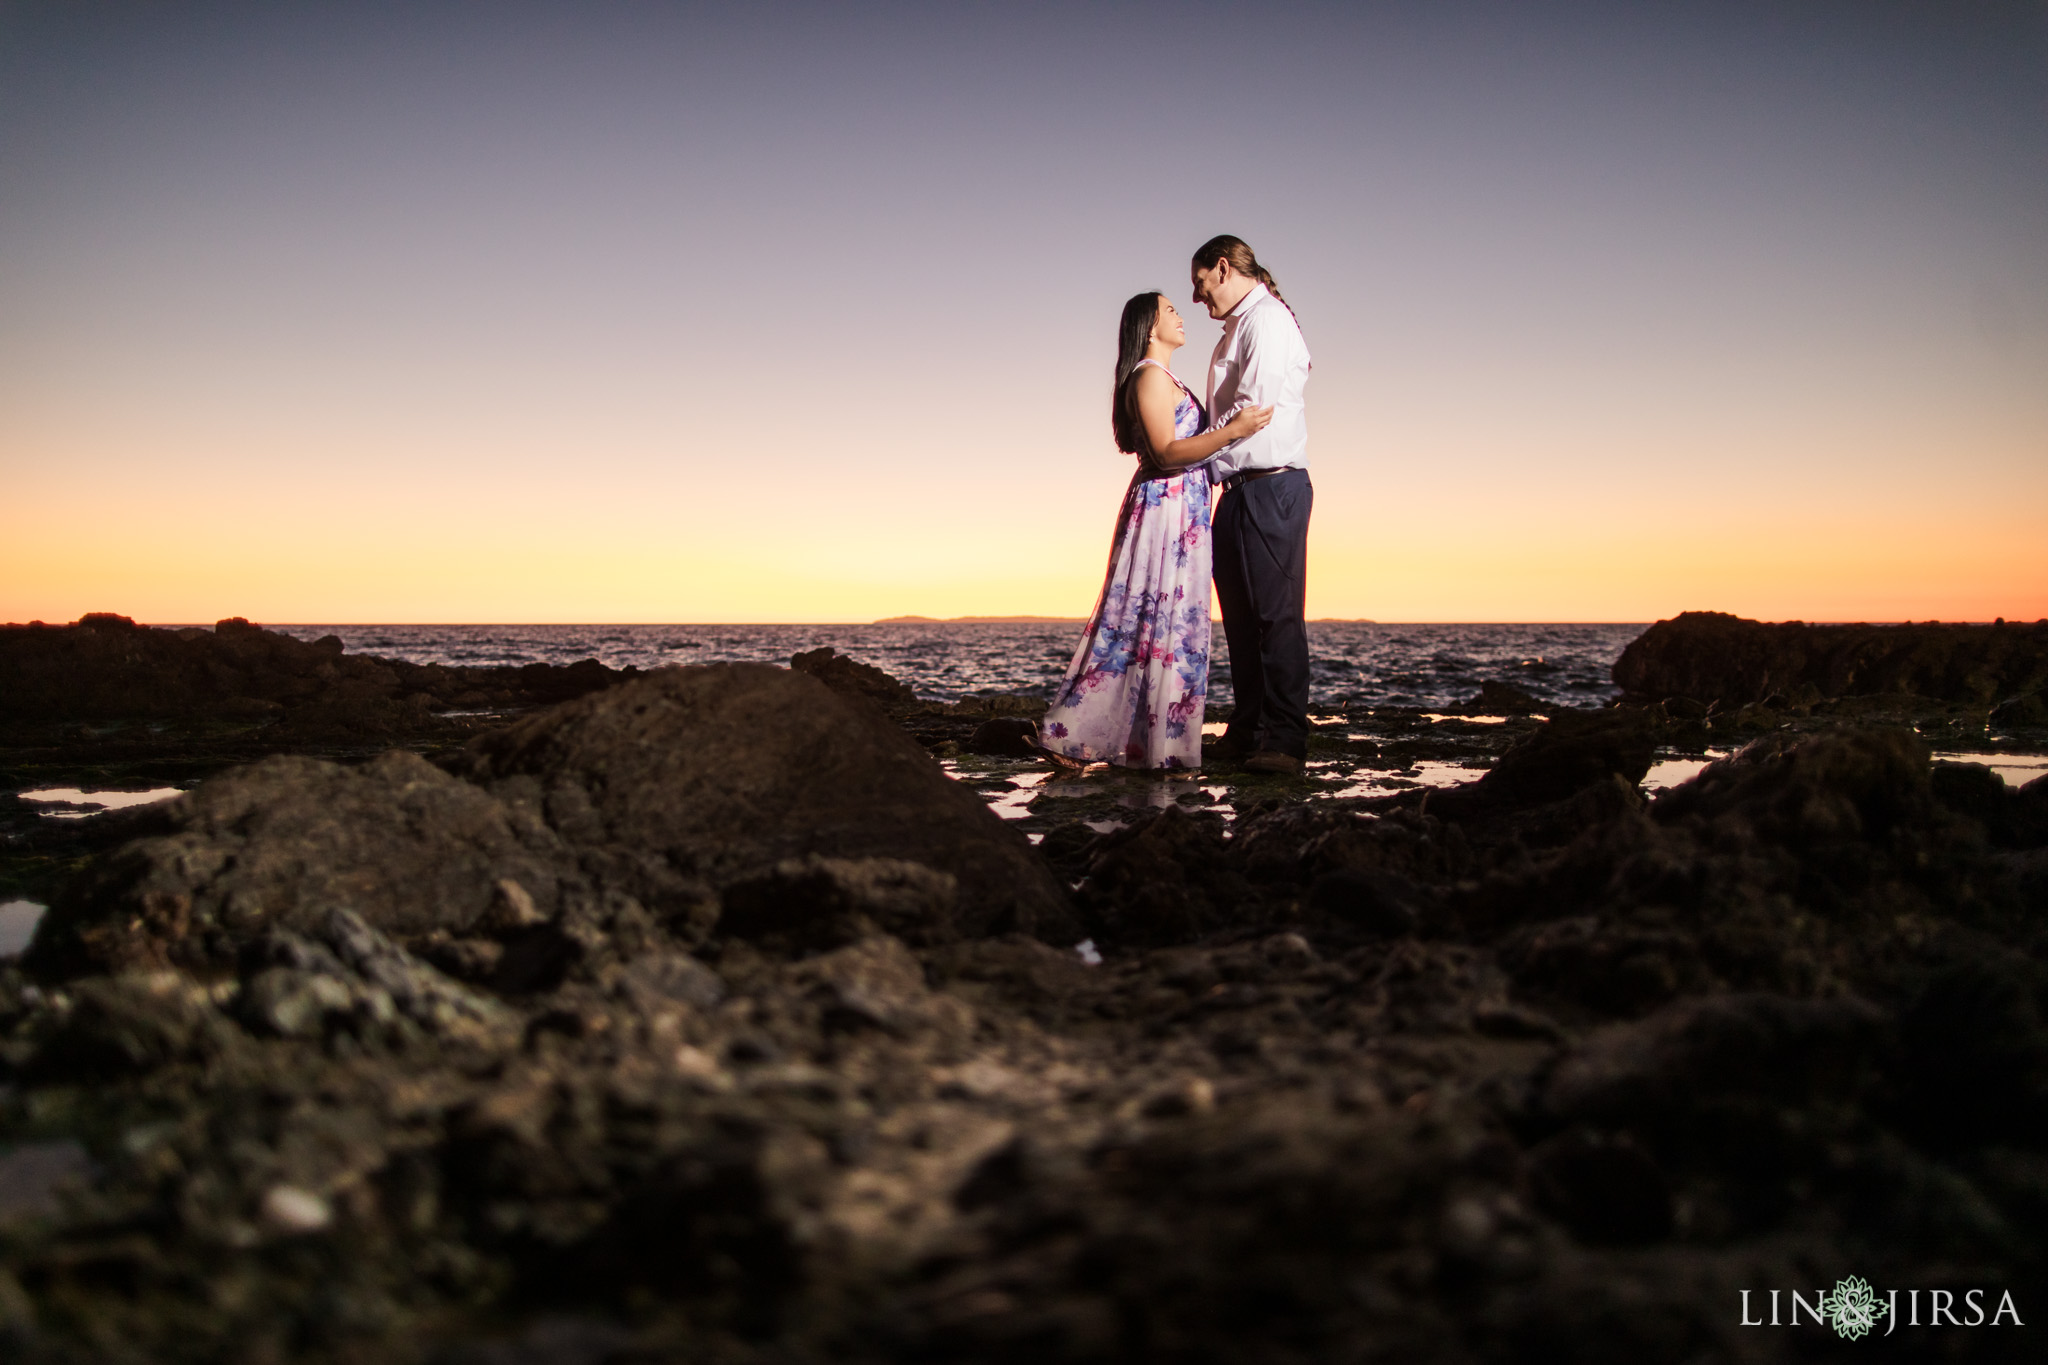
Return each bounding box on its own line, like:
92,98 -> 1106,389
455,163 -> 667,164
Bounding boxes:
1227,282 -> 1270,319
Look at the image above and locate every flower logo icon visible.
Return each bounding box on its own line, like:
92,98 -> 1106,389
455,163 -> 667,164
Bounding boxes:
1821,1276 -> 1887,1340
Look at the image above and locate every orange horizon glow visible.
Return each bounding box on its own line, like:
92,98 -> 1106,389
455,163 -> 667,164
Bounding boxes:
6,464 -> 2042,628
6,452 -> 2042,628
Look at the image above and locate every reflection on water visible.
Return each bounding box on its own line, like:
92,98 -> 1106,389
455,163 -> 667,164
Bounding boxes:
19,787 -> 183,819
0,900 -> 46,958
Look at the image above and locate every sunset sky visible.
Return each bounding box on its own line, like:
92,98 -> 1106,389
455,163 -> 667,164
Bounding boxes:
3,0 -> 2044,625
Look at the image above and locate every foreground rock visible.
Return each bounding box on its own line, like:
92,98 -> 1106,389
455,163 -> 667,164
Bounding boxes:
29,665 -> 1076,983
24,750 -> 579,980
3,663 -> 2045,1361
1614,610 -> 2048,710
456,664 -> 1076,942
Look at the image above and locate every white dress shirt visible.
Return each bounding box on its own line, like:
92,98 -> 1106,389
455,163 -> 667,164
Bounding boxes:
1203,282 -> 1311,482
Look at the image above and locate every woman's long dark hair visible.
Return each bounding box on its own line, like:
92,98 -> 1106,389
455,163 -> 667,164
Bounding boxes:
1111,291 -> 1163,455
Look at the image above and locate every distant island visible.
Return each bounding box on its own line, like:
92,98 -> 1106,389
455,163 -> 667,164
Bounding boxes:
874,615 -> 1085,624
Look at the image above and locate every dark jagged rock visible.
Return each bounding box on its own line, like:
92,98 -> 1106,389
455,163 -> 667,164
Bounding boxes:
0,1140 -> 90,1225
25,750 -> 579,980
1613,609 -> 2048,707
237,906 -> 516,1045
1526,1127 -> 1673,1245
1991,690 -> 2048,726
457,665 -> 1078,943
0,613 -> 634,742
1434,706 -> 1659,813
1543,992 -> 1890,1132
964,716 -> 1041,757
1306,867 -> 1422,938
1076,805 -> 1244,945
20,970 -> 238,1080
719,855 -> 960,950
790,645 -> 918,710
1463,679 -> 1544,715
26,665 -> 1078,988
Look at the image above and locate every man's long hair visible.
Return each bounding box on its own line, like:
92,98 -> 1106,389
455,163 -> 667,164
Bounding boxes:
1111,291 -> 1163,455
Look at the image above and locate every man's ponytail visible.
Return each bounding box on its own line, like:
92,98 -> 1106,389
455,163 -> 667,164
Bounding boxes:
1192,235 -> 1299,331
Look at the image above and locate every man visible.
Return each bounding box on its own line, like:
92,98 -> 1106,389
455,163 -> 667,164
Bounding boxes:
1190,234 -> 1314,775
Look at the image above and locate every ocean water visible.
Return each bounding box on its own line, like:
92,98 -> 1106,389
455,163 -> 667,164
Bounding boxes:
263,622 -> 1646,712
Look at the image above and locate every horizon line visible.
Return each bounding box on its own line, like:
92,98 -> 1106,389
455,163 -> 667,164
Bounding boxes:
10,614 -> 2040,630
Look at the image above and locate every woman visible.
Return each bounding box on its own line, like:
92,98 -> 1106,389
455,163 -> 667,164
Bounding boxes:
1039,292 -> 1273,769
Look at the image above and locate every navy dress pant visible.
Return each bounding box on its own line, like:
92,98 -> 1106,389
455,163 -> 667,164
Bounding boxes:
1212,467 -> 1313,758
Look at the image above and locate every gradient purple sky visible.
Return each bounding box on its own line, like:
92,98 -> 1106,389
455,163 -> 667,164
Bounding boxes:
3,0 -> 2044,623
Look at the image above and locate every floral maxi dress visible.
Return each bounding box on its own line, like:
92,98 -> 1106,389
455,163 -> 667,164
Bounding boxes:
1041,361 -> 1213,769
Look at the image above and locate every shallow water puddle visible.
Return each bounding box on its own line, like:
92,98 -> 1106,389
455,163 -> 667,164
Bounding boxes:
981,771 -> 1049,821
1642,758 -> 1711,790
1933,752 -> 2048,787
18,786 -> 183,818
1642,752 -> 1733,790
0,900 -> 47,957
1316,760 -> 1484,801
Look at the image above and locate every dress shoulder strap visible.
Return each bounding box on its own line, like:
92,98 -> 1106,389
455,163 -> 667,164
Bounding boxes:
1132,358 -> 1190,396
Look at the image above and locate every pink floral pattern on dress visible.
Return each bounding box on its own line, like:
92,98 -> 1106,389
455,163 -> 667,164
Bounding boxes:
1043,363 -> 1212,769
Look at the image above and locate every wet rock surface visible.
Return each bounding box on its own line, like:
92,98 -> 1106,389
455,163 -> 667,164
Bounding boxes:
1,626 -> 2045,1361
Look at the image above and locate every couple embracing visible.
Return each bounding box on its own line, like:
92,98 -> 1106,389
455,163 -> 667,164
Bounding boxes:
1041,234 -> 1314,776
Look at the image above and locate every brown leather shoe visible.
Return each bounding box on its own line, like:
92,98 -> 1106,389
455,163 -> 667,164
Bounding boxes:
1207,733 -> 1253,761
1243,750 -> 1304,775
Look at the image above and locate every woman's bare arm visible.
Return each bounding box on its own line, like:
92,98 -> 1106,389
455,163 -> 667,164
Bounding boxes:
1134,365 -> 1272,470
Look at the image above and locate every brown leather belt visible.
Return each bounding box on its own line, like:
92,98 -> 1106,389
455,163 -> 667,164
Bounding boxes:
1222,466 -> 1297,493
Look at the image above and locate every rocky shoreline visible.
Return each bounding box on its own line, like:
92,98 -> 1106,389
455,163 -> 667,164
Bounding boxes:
1,614 -> 2045,1362
1615,611 -> 2048,716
